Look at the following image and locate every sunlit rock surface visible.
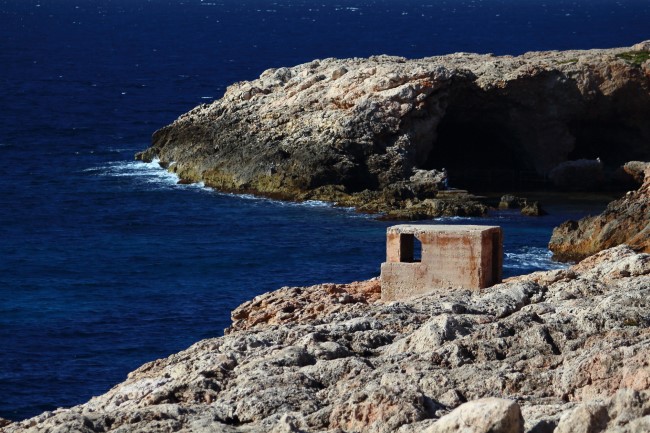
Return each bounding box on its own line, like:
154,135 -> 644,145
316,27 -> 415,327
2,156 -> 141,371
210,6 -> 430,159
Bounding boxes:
549,161 -> 650,261
137,42 -> 650,218
6,245 -> 649,432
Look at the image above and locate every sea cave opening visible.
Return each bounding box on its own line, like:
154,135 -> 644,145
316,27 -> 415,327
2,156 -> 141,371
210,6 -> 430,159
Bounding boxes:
567,119 -> 649,167
424,106 -> 543,192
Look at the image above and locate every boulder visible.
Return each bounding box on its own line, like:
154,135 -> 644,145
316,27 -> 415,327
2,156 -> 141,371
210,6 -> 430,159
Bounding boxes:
555,389 -> 650,433
498,195 -> 546,216
424,398 -> 524,433
520,201 -> 545,217
498,195 -> 521,209
623,161 -> 649,184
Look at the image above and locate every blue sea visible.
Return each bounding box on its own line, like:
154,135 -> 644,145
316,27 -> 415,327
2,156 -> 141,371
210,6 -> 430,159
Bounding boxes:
1,0 -> 648,422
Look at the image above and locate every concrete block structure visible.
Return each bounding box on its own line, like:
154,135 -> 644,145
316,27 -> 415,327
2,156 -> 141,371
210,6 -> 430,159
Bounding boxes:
380,225 -> 503,301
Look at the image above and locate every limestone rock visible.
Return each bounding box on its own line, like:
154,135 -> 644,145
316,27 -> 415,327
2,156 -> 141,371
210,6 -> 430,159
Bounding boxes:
498,195 -> 546,216
549,162 -> 650,261
555,389 -> 650,433
623,161 -> 650,184
136,42 -> 650,218
423,398 -> 524,433
498,195 -> 522,209
227,279 -> 381,333
5,245 -> 650,433
520,201 -> 545,217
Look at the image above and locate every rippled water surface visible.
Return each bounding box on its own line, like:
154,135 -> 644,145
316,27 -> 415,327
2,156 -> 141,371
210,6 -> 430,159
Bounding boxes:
1,0 -> 648,421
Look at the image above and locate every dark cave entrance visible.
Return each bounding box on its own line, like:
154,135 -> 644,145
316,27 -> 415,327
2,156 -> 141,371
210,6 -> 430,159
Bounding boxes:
418,77 -> 650,193
425,99 -> 545,192
568,119 -> 649,166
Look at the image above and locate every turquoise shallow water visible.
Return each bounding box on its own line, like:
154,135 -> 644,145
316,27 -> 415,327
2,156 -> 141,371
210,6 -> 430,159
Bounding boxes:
1,0 -> 646,421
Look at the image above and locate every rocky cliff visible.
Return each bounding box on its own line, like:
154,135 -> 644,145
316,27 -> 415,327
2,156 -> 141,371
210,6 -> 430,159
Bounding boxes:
5,245 -> 649,433
136,41 -> 650,218
549,161 -> 650,261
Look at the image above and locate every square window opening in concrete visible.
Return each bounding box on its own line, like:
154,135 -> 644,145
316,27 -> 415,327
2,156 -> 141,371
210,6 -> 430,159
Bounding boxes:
399,233 -> 415,262
394,233 -> 423,263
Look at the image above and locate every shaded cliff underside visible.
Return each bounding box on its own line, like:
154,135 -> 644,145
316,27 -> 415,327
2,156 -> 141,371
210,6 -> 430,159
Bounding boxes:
3,246 -> 650,433
137,41 -> 650,218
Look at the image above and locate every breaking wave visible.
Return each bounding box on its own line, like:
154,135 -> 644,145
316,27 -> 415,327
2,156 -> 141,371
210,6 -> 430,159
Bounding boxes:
504,246 -> 568,274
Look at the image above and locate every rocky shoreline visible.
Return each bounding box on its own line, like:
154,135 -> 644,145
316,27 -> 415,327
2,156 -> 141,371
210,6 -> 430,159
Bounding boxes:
4,171 -> 650,432
4,43 -> 650,432
549,161 -> 650,262
3,245 -> 649,433
136,41 -> 650,219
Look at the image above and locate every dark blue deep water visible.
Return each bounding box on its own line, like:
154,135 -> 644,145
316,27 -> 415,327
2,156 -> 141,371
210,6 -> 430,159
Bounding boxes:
1,0 -> 648,421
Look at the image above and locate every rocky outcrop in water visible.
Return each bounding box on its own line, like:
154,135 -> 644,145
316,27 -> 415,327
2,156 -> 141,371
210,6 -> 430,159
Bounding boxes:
549,161 -> 650,261
498,195 -> 546,216
136,42 -> 650,218
5,245 -> 649,433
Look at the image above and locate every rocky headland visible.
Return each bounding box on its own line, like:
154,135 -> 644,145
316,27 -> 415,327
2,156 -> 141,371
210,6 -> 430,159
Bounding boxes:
136,41 -> 650,219
4,43 -> 650,432
3,245 -> 649,433
549,161 -> 650,262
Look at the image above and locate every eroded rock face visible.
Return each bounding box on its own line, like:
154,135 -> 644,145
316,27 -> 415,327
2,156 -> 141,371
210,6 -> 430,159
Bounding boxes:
549,161 -> 650,261
5,245 -> 649,433
136,43 -> 650,217
554,389 -> 650,433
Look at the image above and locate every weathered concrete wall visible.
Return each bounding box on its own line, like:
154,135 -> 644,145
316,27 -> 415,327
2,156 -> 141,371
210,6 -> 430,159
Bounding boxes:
381,225 -> 503,301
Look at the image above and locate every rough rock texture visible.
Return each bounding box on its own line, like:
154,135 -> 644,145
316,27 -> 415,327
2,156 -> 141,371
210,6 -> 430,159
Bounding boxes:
498,195 -> 546,216
5,245 -> 649,433
549,161 -> 650,261
554,389 -> 650,433
423,398 -> 524,433
136,42 -> 650,218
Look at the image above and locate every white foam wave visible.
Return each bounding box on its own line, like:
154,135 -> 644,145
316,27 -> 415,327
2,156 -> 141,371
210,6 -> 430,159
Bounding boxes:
505,247 -> 568,271
432,216 -> 476,222
219,192 -> 333,208
106,147 -> 137,153
87,160 -> 373,216
85,159 -> 211,192
300,200 -> 330,207
93,159 -> 177,181
214,192 -> 371,216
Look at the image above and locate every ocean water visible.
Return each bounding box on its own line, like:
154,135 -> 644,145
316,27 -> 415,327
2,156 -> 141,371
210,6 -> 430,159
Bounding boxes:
1,0 -> 648,421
